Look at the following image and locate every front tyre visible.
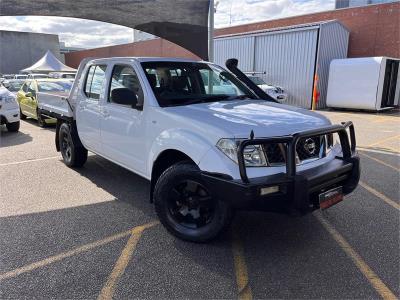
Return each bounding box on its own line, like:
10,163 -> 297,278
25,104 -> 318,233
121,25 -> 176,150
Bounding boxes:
58,122 -> 87,168
6,121 -> 20,132
154,163 -> 233,242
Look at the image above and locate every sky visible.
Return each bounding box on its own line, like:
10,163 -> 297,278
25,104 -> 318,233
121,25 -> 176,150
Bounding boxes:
0,0 -> 335,49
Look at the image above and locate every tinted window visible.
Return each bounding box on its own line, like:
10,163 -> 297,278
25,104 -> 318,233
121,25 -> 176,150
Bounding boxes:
84,65 -> 106,100
141,61 -> 256,107
22,82 -> 29,93
109,65 -> 143,107
248,76 -> 266,85
28,81 -> 36,96
84,66 -> 96,97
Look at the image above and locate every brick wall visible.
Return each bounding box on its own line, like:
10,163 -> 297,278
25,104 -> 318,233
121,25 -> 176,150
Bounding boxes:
65,38 -> 200,68
65,2 -> 399,67
214,2 -> 399,58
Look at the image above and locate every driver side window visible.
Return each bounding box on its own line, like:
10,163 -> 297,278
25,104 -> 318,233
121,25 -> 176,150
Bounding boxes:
22,82 -> 29,93
28,81 -> 37,98
109,65 -> 143,109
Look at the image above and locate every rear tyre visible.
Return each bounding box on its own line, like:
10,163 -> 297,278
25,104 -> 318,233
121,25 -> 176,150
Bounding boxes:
6,121 -> 20,132
58,122 -> 87,168
154,162 -> 233,242
37,109 -> 46,127
20,109 -> 26,120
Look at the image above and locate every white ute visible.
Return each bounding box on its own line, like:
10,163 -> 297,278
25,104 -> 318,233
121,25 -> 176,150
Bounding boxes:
0,85 -> 20,132
39,57 -> 360,242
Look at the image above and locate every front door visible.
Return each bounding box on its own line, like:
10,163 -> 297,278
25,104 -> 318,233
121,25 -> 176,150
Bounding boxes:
100,64 -> 147,174
17,80 -> 36,118
75,64 -> 107,151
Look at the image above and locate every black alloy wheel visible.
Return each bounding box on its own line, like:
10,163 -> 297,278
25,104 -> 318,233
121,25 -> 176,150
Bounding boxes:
167,179 -> 216,229
154,162 -> 233,242
60,126 -> 73,165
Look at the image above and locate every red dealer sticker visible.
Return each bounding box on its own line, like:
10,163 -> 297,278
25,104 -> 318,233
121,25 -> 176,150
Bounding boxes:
319,186 -> 344,210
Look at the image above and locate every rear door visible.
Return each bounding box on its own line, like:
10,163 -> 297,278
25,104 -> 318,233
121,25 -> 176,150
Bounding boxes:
75,64 -> 107,151
100,63 -> 147,174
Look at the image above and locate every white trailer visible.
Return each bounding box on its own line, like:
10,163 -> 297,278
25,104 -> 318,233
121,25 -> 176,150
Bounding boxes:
326,57 -> 400,111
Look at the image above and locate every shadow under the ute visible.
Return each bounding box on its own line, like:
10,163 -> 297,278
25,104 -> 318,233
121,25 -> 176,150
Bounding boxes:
0,126 -> 32,146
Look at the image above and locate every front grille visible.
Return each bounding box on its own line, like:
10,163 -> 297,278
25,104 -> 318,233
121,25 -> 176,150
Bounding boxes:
262,135 -> 324,165
296,136 -> 322,160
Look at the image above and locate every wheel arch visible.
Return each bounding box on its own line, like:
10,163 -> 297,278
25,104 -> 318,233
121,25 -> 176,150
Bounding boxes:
150,149 -> 197,203
55,119 -> 83,152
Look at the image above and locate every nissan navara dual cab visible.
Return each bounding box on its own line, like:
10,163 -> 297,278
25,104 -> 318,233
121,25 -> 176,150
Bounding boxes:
38,57 -> 360,242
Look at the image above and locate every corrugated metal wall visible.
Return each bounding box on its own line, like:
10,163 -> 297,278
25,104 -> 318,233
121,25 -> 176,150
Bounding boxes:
214,21 -> 349,109
254,28 -> 318,108
214,36 -> 255,71
316,22 -> 350,108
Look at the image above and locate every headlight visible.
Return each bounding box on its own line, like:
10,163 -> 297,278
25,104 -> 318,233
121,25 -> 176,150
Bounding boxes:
216,139 -> 268,167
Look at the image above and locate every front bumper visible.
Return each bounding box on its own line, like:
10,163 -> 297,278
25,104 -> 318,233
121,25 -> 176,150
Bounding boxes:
0,107 -> 20,124
202,122 -> 360,214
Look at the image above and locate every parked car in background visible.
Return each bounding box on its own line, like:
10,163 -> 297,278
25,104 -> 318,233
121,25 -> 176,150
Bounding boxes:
246,74 -> 287,102
2,79 -> 25,95
17,79 -> 72,127
14,74 -> 28,80
1,74 -> 14,82
27,73 -> 49,80
0,85 -> 20,132
48,72 -> 76,79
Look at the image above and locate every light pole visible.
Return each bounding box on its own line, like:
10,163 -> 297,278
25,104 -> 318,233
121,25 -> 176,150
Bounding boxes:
208,0 -> 215,62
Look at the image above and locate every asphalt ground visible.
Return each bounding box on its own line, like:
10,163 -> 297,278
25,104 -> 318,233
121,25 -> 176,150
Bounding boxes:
0,110 -> 399,299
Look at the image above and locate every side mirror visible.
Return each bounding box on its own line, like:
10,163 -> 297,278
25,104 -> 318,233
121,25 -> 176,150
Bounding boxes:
111,88 -> 138,107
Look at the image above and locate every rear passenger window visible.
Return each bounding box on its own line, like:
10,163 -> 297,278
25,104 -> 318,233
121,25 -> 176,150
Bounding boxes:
84,65 -> 106,100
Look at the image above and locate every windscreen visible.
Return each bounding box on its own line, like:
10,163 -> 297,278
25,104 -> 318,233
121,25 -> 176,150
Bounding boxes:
141,61 -> 257,107
248,76 -> 266,85
38,81 -> 73,93
6,81 -> 24,92
34,75 -> 49,79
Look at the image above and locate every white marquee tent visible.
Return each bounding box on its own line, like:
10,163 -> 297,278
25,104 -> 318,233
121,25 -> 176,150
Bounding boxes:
21,50 -> 77,73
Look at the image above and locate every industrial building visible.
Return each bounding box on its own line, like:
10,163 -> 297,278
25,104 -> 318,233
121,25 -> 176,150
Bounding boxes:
214,20 -> 349,109
62,2 -> 398,110
335,0 -> 397,9
0,30 -> 62,74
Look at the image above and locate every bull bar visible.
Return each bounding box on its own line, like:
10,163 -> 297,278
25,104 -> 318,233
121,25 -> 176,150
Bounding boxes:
237,121 -> 357,183
201,121 -> 359,214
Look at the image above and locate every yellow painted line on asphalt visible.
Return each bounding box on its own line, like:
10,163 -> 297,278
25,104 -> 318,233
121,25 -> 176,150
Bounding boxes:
0,156 -> 60,167
316,214 -> 397,300
0,222 -> 157,282
368,134 -> 400,148
357,147 -> 400,156
359,181 -> 400,211
372,118 -> 399,124
231,229 -> 253,300
98,221 -> 159,300
360,152 -> 400,172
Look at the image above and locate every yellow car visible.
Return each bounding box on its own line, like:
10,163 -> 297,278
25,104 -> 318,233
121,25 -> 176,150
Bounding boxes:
17,79 -> 73,127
